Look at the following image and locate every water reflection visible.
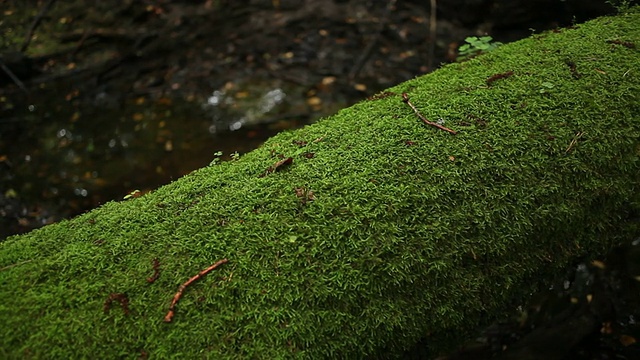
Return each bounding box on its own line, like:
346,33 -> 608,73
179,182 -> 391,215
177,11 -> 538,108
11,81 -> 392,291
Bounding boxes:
1,76 -> 322,239
204,80 -> 291,133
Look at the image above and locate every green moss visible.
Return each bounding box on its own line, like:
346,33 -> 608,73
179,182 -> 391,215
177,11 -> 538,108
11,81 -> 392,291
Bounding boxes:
1,8 -> 639,359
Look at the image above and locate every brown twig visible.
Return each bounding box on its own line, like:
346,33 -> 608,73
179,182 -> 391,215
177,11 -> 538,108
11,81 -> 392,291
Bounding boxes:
164,258 -> 228,323
401,93 -> 457,135
367,91 -> 396,101
565,131 -> 584,153
606,39 -> 635,49
146,258 -> 161,283
564,61 -> 581,79
259,157 -> 293,177
0,259 -> 33,272
20,0 -> 58,52
104,293 -> 130,315
486,70 -> 514,85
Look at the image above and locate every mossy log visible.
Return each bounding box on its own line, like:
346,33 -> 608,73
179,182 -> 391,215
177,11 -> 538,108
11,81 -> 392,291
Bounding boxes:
1,9 -> 639,359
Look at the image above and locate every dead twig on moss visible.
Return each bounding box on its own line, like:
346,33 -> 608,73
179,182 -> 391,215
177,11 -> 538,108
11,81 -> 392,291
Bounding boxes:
104,293 -> 130,315
259,157 -> 293,177
606,39 -> 635,49
0,259 -> 33,272
164,258 -> 228,323
147,258 -> 161,283
565,131 -> 584,153
486,70 -> 514,85
367,91 -> 396,101
402,93 -> 457,135
565,61 -> 581,79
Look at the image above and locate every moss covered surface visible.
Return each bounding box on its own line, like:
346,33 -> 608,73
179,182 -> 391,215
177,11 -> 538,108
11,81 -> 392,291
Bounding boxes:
1,9 -> 640,359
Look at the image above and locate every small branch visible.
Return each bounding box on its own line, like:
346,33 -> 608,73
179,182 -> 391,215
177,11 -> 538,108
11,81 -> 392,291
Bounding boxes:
0,59 -> 30,95
565,131 -> 584,153
259,157 -> 293,177
564,60 -> 581,80
348,0 -> 397,81
146,258 -> 161,283
428,0 -> 437,71
0,259 -> 33,272
164,258 -> 228,323
104,293 -> 130,315
486,70 -> 514,85
401,93 -> 457,135
20,0 -> 58,52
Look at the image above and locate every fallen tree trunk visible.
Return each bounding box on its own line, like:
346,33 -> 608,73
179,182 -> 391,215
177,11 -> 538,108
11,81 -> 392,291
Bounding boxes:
1,8 -> 639,359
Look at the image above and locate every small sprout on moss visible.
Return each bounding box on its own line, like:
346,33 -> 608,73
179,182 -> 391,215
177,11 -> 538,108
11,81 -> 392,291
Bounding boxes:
124,190 -> 141,200
457,36 -> 502,61
539,82 -> 555,94
230,151 -> 240,161
209,151 -> 224,166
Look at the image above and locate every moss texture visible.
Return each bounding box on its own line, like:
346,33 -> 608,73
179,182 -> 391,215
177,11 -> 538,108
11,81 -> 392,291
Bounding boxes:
1,8 -> 639,359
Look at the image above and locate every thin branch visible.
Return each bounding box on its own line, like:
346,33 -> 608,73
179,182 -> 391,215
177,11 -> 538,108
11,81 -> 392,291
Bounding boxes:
259,157 -> 293,177
0,59 -> 30,95
428,0 -> 437,71
146,258 -> 161,283
565,131 -> 584,153
104,293 -> 130,315
0,259 -> 33,272
486,70 -> 514,85
402,93 -> 457,135
164,258 -> 229,323
20,0 -> 58,52
348,0 -> 398,81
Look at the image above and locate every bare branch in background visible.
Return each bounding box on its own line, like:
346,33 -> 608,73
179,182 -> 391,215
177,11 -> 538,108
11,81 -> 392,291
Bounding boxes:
428,0 -> 437,71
